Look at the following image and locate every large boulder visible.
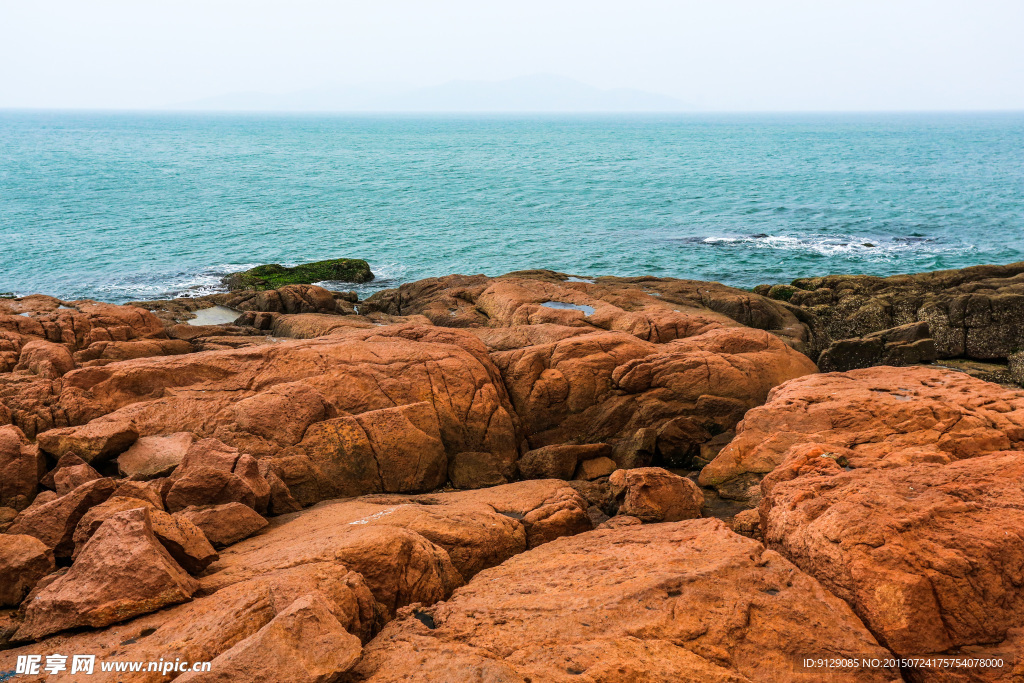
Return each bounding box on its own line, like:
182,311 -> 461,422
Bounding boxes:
700,365 -> 1024,501
176,593 -> 363,683
165,438 -> 271,513
198,481 -> 591,617
15,508 -> 199,640
46,326 -> 522,489
14,339 -> 75,378
761,447 -> 1024,666
348,519 -> 897,682
72,496 -> 218,573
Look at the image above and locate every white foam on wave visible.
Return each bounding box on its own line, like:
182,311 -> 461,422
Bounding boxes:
697,233 -> 973,259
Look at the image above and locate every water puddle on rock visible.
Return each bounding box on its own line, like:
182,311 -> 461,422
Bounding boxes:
188,305 -> 240,326
541,301 -> 595,316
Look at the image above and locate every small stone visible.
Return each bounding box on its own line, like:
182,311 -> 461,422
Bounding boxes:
176,502 -> 269,547
117,432 -> 194,479
448,452 -> 508,489
609,467 -> 704,522
0,534 -> 55,606
575,456 -> 616,481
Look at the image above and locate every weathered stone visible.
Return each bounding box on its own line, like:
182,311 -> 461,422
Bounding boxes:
7,478 -> 117,557
349,520 -> 896,682
14,339 -> 75,379
15,508 -> 198,640
0,535 -> 55,607
176,502 -> 268,548
446,451 -> 508,489
0,424 -> 44,511
0,562 -> 376,683
117,431 -> 194,479
700,365 -> 1024,500
36,420 -> 138,464
609,467 -> 704,522
575,456 -> 617,480
518,444 -> 603,480
176,593 -> 362,683
761,448 -> 1024,659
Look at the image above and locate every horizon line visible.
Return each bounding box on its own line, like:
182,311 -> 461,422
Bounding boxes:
3,106 -> 1024,115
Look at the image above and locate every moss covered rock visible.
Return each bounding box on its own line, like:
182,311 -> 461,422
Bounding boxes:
223,259 -> 374,291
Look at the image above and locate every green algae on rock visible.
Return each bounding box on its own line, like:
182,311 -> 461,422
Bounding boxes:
223,259 -> 374,291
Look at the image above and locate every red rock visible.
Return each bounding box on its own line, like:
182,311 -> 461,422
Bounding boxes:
165,438 -> 270,513
0,534 -> 55,607
491,326 -> 816,452
349,519 -> 896,682
70,495 -> 217,573
518,443 -> 611,480
575,456 -> 617,480
761,448 -> 1024,659
0,424 -> 44,511
7,477 -> 117,557
117,431 -> 194,479
109,479 -> 166,510
175,502 -> 269,548
0,562 -> 376,683
609,467 -> 704,522
52,327 -> 522,472
446,451 -> 508,489
36,420 -> 138,464
71,495 -> 159,557
256,459 -> 303,514
175,593 -> 362,683
596,514 -> 641,530
15,508 -> 198,640
700,366 -> 1024,501
72,338 -> 192,364
53,462 -> 102,496
14,340 -> 75,378
39,452 -> 89,490
199,481 -> 589,618
282,402 -> 449,498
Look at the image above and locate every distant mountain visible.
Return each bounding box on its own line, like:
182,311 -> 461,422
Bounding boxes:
169,75 -> 691,113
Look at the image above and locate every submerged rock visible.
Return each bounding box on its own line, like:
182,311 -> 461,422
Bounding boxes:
223,259 -> 374,291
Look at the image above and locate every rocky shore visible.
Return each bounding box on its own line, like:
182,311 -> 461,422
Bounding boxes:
1,264 -> 1023,681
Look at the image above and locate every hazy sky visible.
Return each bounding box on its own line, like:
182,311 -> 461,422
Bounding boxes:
1,0 -> 1022,111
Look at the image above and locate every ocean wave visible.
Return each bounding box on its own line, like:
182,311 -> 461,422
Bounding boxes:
93,260 -> 412,303
691,233 -> 968,259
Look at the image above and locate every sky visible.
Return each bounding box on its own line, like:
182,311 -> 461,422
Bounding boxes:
1,0 -> 1022,111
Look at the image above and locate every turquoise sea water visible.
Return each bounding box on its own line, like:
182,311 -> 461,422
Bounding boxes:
1,111 -> 1022,303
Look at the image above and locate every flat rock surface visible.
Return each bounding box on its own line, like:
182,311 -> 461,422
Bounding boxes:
348,519 -> 897,682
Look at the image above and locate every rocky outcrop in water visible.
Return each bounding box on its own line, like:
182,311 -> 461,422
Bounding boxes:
761,261 -> 1024,382
2,265 -> 1023,681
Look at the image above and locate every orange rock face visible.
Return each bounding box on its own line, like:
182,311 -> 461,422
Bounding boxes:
349,519 -> 897,682
761,447 -> 1024,668
700,365 -> 1024,500
19,272 -> 1020,680
15,508 -> 199,640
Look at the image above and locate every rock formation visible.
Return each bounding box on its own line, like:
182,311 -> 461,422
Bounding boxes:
2,265 -> 1023,681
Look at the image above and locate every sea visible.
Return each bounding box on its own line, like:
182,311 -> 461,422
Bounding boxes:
1,111 -> 1022,303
